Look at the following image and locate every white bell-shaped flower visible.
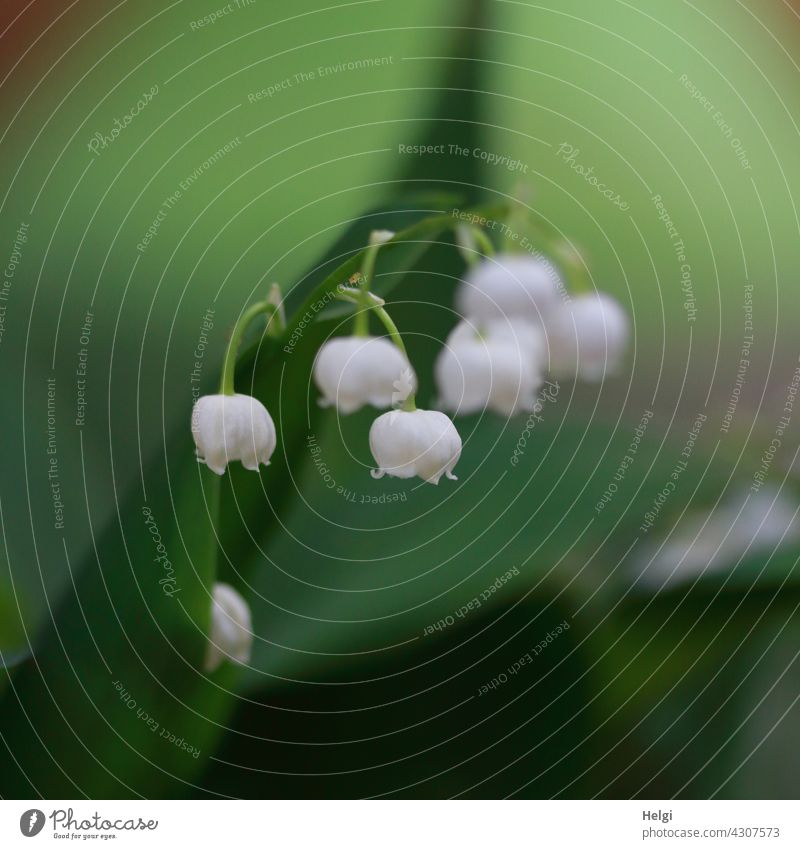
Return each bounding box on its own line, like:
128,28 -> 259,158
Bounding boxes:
205,583 -> 253,672
314,335 -> 416,414
369,409 -> 461,484
191,393 -> 276,475
435,319 -> 545,416
456,253 -> 562,325
545,293 -> 629,381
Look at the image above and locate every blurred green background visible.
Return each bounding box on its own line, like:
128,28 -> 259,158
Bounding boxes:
1,0 -> 800,798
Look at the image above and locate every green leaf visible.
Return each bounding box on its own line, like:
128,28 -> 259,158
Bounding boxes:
0,448 -> 227,797
237,409 -> 738,688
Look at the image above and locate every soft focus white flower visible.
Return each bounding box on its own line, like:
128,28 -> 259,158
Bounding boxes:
314,336 -> 416,414
435,318 -> 545,416
456,253 -> 562,325
191,393 -> 276,475
369,409 -> 461,484
369,229 -> 395,245
545,292 -> 629,381
205,583 -> 253,672
634,487 -> 800,591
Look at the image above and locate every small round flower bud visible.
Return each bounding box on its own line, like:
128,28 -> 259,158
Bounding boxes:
545,293 -> 629,381
369,409 -> 461,484
435,319 -> 545,416
205,583 -> 253,672
191,393 -> 276,475
369,229 -> 395,245
313,336 -> 417,414
456,253 -> 562,325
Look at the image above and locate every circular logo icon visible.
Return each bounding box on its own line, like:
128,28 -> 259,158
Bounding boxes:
19,810 -> 45,837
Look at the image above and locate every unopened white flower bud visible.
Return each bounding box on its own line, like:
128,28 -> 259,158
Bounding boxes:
369,409 -> 461,484
545,293 -> 629,381
435,319 -> 545,416
205,583 -> 252,672
314,336 -> 416,414
191,394 -> 276,475
456,253 -> 562,325
369,229 -> 395,245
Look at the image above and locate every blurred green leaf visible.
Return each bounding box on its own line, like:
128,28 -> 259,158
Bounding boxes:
583,591 -> 800,798
198,596 -> 597,799
0,451 -> 225,797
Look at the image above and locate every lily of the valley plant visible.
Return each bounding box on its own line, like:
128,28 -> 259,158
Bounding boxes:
190,205 -> 630,669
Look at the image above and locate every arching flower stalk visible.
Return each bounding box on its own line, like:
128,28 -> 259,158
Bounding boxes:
454,223 -> 496,267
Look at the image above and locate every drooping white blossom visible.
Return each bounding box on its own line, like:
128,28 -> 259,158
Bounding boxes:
544,292 -> 629,381
435,318 -> 545,416
205,583 -> 253,672
314,335 -> 416,414
456,253 -> 562,325
369,409 -> 461,484
191,393 -> 276,475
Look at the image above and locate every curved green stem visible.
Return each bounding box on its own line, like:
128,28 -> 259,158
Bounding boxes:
471,225 -> 495,259
353,237 -> 383,337
353,304 -> 369,337
372,305 -> 416,411
555,242 -> 592,294
371,305 -> 408,361
336,287 -> 416,410
220,299 -> 282,395
265,282 -> 286,334
507,206 -> 592,297
455,224 -> 494,266
360,240 -> 381,291
534,225 -> 591,295
502,201 -> 528,251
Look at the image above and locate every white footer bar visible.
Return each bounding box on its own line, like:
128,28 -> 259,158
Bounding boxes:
2,800 -> 796,847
